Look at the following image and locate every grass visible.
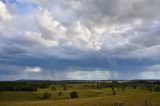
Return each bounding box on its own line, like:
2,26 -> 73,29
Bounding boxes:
0,84 -> 160,106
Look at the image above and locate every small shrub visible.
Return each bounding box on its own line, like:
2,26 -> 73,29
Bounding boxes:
112,102 -> 124,106
122,87 -> 125,92
42,92 -> 51,99
62,84 -> 67,90
133,85 -> 137,89
112,87 -> 115,91
112,90 -> 116,95
58,92 -> 62,96
51,86 -> 56,91
144,98 -> 148,106
70,91 -> 78,98
154,86 -> 160,92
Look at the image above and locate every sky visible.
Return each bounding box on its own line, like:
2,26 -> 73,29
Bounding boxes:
0,0 -> 160,80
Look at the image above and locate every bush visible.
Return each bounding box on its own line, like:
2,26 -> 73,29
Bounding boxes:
112,90 -> 116,95
51,86 -> 56,91
122,87 -> 125,92
58,92 -> 62,96
42,92 -> 51,99
70,91 -> 78,98
61,84 -> 67,90
154,86 -> 160,92
133,85 -> 137,89
112,87 -> 115,91
144,98 -> 148,106
112,102 -> 124,106
63,84 -> 67,90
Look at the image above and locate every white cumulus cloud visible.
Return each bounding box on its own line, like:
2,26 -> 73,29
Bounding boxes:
24,67 -> 42,73
0,1 -> 12,22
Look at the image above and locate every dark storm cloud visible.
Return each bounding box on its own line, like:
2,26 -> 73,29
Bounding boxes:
0,0 -> 160,80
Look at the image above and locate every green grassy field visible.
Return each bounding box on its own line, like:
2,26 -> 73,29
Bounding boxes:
0,84 -> 160,106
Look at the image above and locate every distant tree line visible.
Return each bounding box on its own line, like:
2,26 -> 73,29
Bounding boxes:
0,80 -> 160,92
0,81 -> 50,91
83,80 -> 160,92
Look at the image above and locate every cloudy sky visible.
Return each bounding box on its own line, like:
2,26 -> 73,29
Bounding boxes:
0,0 -> 160,80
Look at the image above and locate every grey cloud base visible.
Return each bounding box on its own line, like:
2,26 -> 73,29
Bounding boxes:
0,0 -> 160,80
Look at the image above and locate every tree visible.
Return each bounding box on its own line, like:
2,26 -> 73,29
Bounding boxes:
70,91 -> 78,98
42,92 -> 51,99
